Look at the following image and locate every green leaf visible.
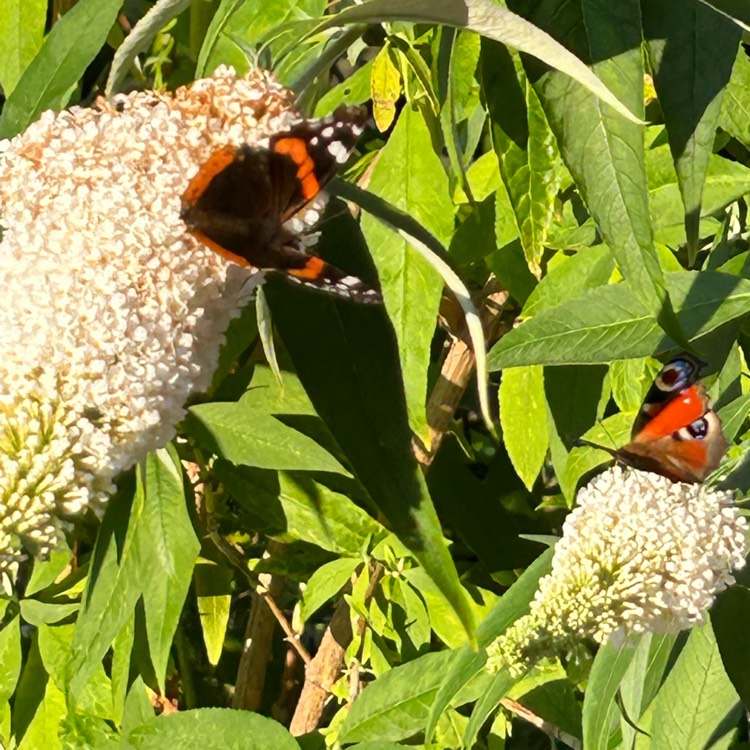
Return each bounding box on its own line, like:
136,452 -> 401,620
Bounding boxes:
67,481 -> 144,696
698,0 -> 750,31
300,557 -> 359,622
720,47 -> 750,146
126,708 -> 300,749
718,392 -> 750,441
402,567 -> 498,649
360,104 -> 452,444
0,0 -> 123,138
324,0 -> 642,122
609,358 -> 653,413
499,365 -> 548,490
265,212 -> 476,640
218,465 -> 384,555
619,634 -> 678,749
314,59 -> 374,116
643,1 -> 740,262
20,600 -> 79,626
712,586 -> 750,708
0,0 -> 45,95
512,0 -> 686,349
425,548 -> 553,740
648,137 -> 750,245
0,616 -> 21,742
195,562 -> 233,667
582,639 -> 639,750
522,245 -> 615,319
195,0 -> 324,80
339,651 -> 455,743
482,42 -> 561,276
561,413 -> 632,499
255,287 -> 282,388
105,0 -> 191,96
139,447 -> 201,689
38,623 -> 113,719
17,679 -> 66,750
640,620 -> 740,749
464,671 -> 516,746
371,44 -> 401,131
488,271 -> 750,369
25,543 -> 73,596
186,401 -> 348,474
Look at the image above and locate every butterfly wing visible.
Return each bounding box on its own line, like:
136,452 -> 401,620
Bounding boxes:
616,355 -> 728,483
268,105 -> 368,223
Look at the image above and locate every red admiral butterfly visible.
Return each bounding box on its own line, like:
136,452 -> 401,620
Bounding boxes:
181,105 -> 382,304
584,354 -> 728,483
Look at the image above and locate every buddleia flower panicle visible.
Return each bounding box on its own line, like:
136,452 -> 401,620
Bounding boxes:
487,467 -> 748,676
0,67 -> 317,574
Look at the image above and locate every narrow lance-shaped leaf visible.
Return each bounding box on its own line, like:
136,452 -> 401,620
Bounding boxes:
320,0 -> 643,122
0,0 -> 46,95
499,365 -> 548,490
105,0 -> 192,96
0,0 -> 123,138
482,41 -> 561,277
360,105 -> 453,446
639,621 -> 741,748
265,211 -> 476,640
138,447 -> 201,689
507,0 -> 688,348
698,0 -> 750,31
488,271 -> 750,369
719,47 -> 750,146
644,0 -> 740,263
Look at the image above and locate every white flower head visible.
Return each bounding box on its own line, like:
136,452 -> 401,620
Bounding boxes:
0,67 -> 317,572
488,467 -> 748,675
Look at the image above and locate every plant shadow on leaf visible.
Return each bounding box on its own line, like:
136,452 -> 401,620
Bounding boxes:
428,436 -> 545,572
264,205 -> 477,637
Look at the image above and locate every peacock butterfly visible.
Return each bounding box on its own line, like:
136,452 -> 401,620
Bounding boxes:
583,354 -> 728,484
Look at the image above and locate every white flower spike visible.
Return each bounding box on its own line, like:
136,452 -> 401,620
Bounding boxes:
488,467 -> 748,674
0,67 -> 312,573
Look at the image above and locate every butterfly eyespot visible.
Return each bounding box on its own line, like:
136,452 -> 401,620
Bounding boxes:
675,417 -> 709,442
655,360 -> 693,392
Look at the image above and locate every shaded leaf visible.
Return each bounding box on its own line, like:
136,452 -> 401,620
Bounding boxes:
187,402 -> 348,475
712,586 -> 750,708
265,210 -> 476,639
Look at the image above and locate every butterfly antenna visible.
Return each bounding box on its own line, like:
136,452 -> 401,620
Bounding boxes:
574,421 -> 619,456
574,437 -> 618,458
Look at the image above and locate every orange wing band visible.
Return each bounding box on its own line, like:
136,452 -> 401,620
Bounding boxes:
273,137 -> 320,199
635,385 -> 706,441
182,146 -> 237,206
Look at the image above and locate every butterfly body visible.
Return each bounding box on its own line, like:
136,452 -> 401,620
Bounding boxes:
180,105 -> 382,304
614,354 -> 728,483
